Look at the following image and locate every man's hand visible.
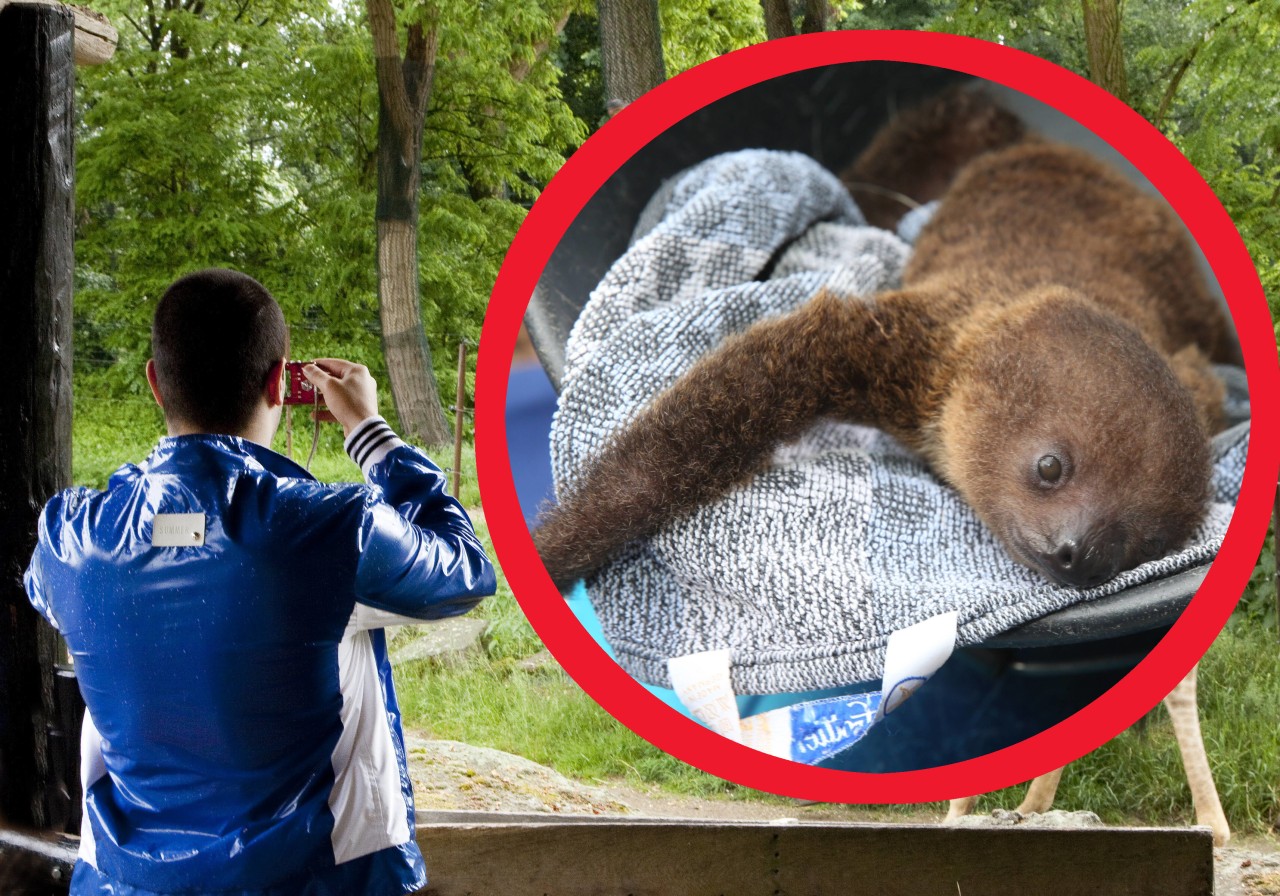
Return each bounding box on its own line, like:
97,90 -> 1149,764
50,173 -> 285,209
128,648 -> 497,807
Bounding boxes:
302,359 -> 379,437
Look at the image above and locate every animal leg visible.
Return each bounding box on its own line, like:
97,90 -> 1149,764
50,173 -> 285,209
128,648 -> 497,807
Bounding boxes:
944,796 -> 979,821
535,290 -> 938,590
1167,344 -> 1227,435
1163,664 -> 1230,846
944,766 -> 1065,822
1015,766 -> 1065,815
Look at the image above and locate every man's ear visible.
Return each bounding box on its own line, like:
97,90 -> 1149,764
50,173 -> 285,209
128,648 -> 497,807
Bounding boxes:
145,359 -> 164,408
265,358 -> 287,408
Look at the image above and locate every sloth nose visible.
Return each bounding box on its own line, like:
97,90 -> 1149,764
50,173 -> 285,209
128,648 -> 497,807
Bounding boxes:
1041,537 -> 1119,588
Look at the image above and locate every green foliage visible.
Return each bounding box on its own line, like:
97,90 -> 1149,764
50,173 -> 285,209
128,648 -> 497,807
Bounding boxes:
409,0 -> 586,428
74,0 -> 585,436
73,380 -> 167,488
555,12 -> 605,129
659,0 -> 764,76
1230,517 -> 1278,634
1133,0 -> 1280,314
838,0 -> 947,33
1053,624 -> 1280,833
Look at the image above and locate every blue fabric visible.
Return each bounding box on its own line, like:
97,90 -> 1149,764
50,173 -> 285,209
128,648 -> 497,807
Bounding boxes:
26,435 -> 494,895
506,361 -> 559,529
68,842 -> 428,896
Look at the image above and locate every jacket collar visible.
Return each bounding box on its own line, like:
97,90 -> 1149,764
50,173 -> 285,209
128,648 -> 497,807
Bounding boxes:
142,434 -> 316,482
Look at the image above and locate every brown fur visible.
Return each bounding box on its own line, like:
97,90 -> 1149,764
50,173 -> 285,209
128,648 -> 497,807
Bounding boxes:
534,90 -> 1231,591
843,88 -> 1028,230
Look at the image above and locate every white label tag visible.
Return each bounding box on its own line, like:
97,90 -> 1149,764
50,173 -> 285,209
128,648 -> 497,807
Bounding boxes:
667,613 -> 957,763
739,707 -> 793,758
667,649 -> 743,744
152,512 -> 206,547
877,610 -> 958,720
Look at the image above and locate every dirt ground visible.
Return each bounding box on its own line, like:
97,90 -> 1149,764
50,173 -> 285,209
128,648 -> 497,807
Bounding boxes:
406,734 -> 1280,895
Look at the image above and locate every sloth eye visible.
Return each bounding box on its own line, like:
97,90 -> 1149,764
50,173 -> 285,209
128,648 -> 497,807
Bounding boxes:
1037,454 -> 1063,484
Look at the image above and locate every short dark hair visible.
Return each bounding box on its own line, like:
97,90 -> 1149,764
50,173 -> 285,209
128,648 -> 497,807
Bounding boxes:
151,269 -> 288,433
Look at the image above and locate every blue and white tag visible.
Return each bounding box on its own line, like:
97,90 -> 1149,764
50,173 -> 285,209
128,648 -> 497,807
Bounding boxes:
667,611 -> 958,764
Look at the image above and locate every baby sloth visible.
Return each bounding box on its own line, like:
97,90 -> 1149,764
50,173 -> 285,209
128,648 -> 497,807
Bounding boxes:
534,90 -> 1232,592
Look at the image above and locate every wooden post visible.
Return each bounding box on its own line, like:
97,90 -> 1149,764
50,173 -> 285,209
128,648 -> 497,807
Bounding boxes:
452,342 -> 467,497
0,2 -> 77,829
0,0 -> 118,65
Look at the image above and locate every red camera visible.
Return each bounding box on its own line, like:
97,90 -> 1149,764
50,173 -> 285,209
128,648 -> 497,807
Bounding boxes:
283,360 -> 324,406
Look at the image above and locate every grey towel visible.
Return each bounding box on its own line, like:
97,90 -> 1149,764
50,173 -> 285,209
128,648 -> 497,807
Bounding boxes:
550,149 -> 1248,695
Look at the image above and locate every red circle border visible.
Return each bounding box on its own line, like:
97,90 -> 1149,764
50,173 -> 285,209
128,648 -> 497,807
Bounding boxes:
475,31 -> 1280,803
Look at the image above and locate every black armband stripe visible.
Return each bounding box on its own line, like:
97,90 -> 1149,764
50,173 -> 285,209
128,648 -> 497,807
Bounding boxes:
348,425 -> 397,469
353,431 -> 399,468
348,421 -> 391,460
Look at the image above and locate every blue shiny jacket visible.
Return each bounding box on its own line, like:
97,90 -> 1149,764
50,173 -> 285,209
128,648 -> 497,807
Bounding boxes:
25,433 -> 496,895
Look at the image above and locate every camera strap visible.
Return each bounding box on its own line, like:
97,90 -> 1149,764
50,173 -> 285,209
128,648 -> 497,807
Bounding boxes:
283,392 -> 323,473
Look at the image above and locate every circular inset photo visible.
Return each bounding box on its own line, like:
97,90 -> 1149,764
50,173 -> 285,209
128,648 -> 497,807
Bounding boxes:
477,32 -> 1276,803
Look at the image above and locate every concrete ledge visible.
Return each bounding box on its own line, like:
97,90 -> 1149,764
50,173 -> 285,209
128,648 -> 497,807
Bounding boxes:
416,819 -> 1214,895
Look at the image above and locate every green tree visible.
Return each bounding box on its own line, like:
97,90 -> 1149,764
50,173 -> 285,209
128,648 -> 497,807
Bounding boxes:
1141,0 -> 1280,309
75,0 -> 586,444
920,0 -> 1280,311
661,0 -> 764,74
75,0 -> 325,391
364,0 -> 447,443
1081,0 -> 1130,101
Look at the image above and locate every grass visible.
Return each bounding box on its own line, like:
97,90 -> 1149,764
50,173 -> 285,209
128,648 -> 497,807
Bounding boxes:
952,621 -> 1280,832
392,517 -> 750,799
69,397 -> 1280,833
398,517 -> 1280,832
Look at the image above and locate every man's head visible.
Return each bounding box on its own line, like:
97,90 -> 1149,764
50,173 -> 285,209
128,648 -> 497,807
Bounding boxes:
148,268 -> 288,437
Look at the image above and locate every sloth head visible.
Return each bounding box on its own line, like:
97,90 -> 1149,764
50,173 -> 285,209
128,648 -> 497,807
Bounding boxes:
934,288 -> 1213,588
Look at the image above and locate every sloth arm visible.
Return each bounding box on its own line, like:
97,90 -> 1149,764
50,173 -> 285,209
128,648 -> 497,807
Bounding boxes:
533,289 -> 947,590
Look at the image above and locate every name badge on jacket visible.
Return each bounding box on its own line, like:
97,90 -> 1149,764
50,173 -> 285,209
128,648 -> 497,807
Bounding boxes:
152,513 -> 206,547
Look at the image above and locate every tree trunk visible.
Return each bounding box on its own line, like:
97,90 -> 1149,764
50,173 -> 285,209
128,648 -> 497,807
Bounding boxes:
800,0 -> 829,34
760,0 -> 794,39
1081,0 -> 1130,103
0,3 -> 75,829
367,0 -> 450,446
598,0 -> 665,104
376,217 -> 449,444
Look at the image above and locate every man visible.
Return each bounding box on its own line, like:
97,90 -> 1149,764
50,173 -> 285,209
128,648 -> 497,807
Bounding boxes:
25,268 -> 496,895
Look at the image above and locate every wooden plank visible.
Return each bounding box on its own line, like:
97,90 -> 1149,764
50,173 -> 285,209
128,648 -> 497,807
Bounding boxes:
776,824 -> 1214,896
415,821 -> 1215,896
419,823 -> 778,896
0,0 -> 117,65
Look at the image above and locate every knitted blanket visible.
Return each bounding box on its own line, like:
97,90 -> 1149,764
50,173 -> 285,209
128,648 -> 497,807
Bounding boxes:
549,149 -> 1248,696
